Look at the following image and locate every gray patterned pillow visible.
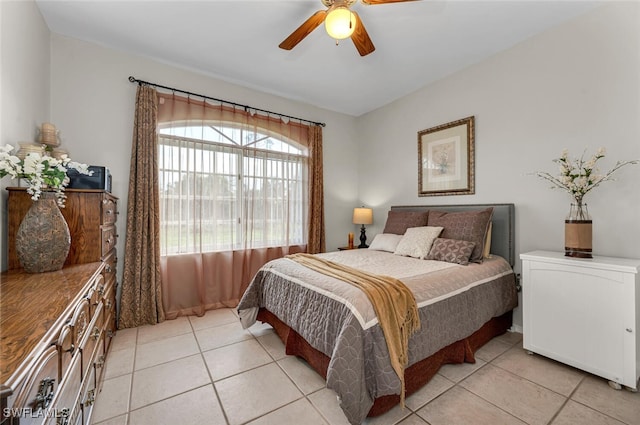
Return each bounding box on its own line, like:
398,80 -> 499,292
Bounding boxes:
427,207 -> 493,263
383,210 -> 429,235
427,238 -> 476,265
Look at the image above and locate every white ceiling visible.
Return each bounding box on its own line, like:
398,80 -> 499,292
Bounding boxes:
35,0 -> 601,116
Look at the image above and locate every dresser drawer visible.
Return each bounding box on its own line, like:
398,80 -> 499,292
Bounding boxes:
43,357 -> 82,425
102,249 -> 117,281
9,346 -> 59,424
84,274 -> 104,319
100,226 -> 117,259
101,197 -> 118,225
80,304 -> 104,381
69,299 -> 91,354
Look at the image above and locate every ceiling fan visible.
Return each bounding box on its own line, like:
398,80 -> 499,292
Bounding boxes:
279,0 -> 419,57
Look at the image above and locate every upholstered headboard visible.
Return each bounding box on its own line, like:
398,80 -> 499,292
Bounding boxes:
389,203 -> 515,267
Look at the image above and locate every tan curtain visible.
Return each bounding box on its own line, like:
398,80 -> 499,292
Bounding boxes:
307,125 -> 325,254
119,85 -> 165,329
157,93 -> 324,319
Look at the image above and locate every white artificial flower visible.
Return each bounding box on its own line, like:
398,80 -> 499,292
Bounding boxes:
0,143 -> 92,206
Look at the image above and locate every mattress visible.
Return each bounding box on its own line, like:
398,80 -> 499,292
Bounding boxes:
237,249 -> 518,424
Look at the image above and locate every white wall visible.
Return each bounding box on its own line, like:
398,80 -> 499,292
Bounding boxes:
48,34 -> 360,279
356,2 -> 640,328
0,0 -> 51,272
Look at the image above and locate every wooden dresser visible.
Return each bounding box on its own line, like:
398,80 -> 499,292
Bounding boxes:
2,188 -> 119,424
0,263 -> 116,425
7,188 -> 119,269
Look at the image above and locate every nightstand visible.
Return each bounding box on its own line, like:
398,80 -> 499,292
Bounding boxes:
520,250 -> 640,391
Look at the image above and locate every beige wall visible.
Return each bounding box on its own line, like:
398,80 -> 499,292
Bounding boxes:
357,2 -> 639,259
48,34 -> 360,276
355,2 -> 640,329
0,0 -> 51,272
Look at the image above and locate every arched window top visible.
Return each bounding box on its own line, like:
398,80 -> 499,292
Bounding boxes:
159,122 -> 306,156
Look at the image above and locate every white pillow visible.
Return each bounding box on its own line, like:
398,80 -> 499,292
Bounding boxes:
368,233 -> 403,252
394,226 -> 444,259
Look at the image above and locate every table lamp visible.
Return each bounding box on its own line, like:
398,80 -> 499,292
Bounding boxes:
352,207 -> 373,248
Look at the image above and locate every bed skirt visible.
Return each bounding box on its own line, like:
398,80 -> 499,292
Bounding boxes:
256,307 -> 513,417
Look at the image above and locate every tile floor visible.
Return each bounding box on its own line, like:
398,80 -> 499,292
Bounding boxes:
90,308 -> 640,425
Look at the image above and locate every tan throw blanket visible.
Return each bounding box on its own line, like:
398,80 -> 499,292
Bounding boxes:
287,253 -> 421,405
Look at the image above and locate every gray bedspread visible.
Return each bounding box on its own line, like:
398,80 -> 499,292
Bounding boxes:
237,250 -> 518,424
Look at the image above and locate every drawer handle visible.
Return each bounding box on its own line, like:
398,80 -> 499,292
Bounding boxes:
627,328 -> 633,333
34,377 -> 55,409
106,299 -> 113,309
105,264 -> 113,273
56,407 -> 70,425
106,209 -> 114,215
106,237 -> 114,245
107,330 -> 116,338
84,389 -> 96,407
98,284 -> 105,296
92,326 -> 101,340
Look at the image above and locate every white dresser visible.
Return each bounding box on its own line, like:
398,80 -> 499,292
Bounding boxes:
520,250 -> 640,390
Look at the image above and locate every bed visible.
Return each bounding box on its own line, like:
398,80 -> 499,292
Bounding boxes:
237,204 -> 518,425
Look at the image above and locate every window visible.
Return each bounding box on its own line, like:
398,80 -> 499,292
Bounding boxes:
158,123 -> 308,255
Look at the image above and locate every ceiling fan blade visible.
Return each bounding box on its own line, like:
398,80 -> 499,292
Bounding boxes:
279,10 -> 328,50
350,12 -> 375,56
362,0 -> 420,4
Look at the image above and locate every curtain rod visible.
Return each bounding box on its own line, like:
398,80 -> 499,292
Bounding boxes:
128,76 -> 326,127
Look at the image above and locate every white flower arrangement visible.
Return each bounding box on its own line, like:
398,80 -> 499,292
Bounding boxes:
535,147 -> 638,207
0,144 -> 93,207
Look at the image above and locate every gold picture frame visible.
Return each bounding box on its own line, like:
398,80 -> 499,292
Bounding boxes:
418,116 -> 475,197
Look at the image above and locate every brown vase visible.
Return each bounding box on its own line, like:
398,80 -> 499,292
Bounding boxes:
564,202 -> 592,258
15,192 -> 71,273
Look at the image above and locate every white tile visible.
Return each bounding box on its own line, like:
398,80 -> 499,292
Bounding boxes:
134,331 -> 200,370
278,356 -> 326,394
571,375 -> 640,425
475,338 -> 514,362
492,346 -> 584,396
104,346 -> 135,380
91,413 -> 127,425
195,321 -> 253,352
551,400 -> 626,425
188,308 -> 239,330
363,404 -> 411,425
137,316 -> 192,345
128,385 -> 226,425
308,388 -> 351,425
248,320 -> 276,337
405,374 -> 454,412
130,354 -> 210,410
437,358 -> 486,383
215,363 -> 303,425
91,374 -> 132,423
460,364 -> 566,425
247,398 -> 328,425
203,339 -> 272,381
417,386 -> 527,425
397,414 -> 429,425
257,332 -> 287,360
109,327 -> 137,352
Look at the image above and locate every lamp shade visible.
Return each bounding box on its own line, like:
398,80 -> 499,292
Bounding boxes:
325,6 -> 356,40
353,207 -> 373,225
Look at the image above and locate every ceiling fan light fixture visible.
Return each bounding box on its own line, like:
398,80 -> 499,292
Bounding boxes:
325,6 -> 356,40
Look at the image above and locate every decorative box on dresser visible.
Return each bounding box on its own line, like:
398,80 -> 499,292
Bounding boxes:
520,250 -> 640,391
2,188 -> 119,424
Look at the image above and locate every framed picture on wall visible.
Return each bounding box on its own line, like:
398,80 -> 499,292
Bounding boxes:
418,116 -> 475,196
